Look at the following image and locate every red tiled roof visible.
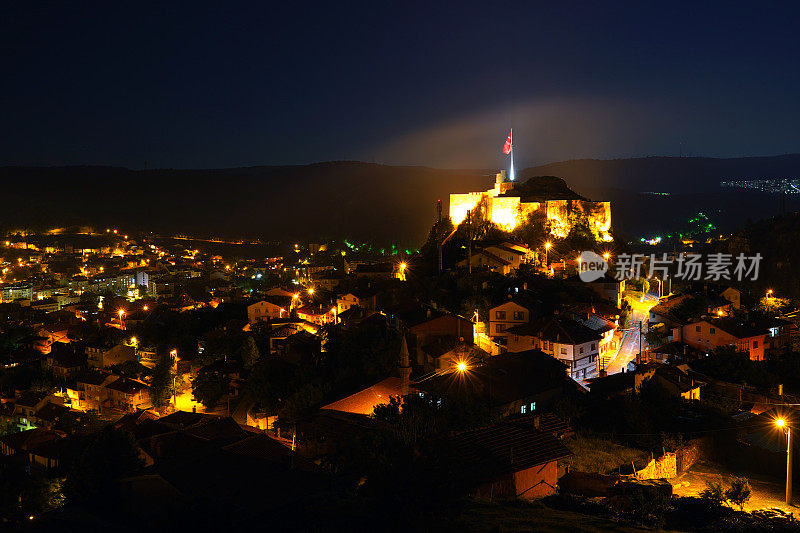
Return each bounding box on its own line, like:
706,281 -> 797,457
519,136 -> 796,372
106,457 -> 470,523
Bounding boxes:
451,418 -> 572,477
321,377 -> 402,415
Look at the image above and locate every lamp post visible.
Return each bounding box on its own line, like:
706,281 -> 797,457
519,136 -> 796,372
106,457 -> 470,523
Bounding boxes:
544,242 -> 551,268
778,418 -> 793,505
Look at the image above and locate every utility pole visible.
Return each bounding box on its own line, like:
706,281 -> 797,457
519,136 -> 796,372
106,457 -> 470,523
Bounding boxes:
638,321 -> 643,364
787,424 -> 793,505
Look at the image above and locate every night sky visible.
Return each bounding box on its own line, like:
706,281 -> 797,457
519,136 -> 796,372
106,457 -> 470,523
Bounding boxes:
2,2 -> 799,169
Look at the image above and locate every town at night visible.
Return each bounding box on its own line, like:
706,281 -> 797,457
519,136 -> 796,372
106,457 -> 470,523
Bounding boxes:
4,3 -> 800,532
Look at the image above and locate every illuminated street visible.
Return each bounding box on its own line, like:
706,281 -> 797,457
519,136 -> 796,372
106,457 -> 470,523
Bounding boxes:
672,462 -> 800,513
604,292 -> 659,374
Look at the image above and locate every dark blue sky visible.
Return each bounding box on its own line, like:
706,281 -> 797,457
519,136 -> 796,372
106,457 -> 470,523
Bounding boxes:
2,1 -> 799,169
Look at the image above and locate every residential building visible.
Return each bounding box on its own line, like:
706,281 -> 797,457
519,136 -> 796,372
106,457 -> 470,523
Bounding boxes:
416,350 -> 578,417
450,417 -> 572,500
247,299 -> 289,323
508,316 -> 602,380
566,274 -> 625,308
336,288 -> 378,314
85,343 -> 137,369
720,286 -> 741,310
489,299 -> 534,346
635,364 -> 704,400
389,305 -> 473,367
296,303 -> 337,326
675,317 -> 768,360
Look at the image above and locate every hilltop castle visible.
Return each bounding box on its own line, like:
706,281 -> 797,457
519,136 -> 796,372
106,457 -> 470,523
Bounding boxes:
449,171 -> 612,241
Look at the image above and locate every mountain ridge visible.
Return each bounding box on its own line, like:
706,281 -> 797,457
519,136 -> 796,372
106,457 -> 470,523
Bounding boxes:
3,155 -> 800,243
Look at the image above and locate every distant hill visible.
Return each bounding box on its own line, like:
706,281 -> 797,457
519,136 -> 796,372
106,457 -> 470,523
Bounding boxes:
499,176 -> 587,202
3,155 -> 800,244
0,163 -> 490,244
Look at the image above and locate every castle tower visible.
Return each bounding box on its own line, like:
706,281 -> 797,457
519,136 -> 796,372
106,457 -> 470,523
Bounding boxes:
493,169 -> 515,195
399,332 -> 411,396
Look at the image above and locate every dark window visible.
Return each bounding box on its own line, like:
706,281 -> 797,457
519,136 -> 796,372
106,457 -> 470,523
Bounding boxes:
695,325 -> 701,332
496,311 -> 506,320
710,327 -> 715,334
513,311 -> 524,320
753,340 -> 759,349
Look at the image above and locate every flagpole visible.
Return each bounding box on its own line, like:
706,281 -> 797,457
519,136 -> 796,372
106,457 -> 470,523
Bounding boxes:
510,128 -> 515,181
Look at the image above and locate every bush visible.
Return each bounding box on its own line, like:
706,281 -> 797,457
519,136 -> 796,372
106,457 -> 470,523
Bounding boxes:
699,480 -> 726,507
725,477 -> 751,510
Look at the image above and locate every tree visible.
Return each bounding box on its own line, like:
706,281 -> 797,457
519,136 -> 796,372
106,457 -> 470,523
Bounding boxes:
150,352 -> 174,408
758,296 -> 790,315
725,477 -> 751,510
63,427 -> 143,506
79,291 -> 100,308
699,480 -> 726,507
240,335 -> 259,368
0,465 -> 64,524
245,357 -> 296,413
645,327 -> 667,348
191,368 -> 229,409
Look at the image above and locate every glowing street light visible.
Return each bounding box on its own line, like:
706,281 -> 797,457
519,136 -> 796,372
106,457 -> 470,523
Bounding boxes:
307,288 -> 315,296
543,242 -> 552,267
767,289 -> 774,298
118,309 -> 125,318
777,417 -> 793,504
603,252 -> 611,261
456,361 -> 468,373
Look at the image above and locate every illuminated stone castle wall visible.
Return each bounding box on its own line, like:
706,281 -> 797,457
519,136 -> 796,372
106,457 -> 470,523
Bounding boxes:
449,171 -> 612,240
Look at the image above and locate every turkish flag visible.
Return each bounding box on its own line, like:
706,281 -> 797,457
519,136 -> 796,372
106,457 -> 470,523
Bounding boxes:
502,131 -> 512,154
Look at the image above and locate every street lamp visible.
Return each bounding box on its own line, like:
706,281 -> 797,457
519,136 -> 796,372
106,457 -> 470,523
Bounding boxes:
777,418 -> 793,505
768,289 -> 774,298
456,361 -> 468,373
544,242 -> 552,267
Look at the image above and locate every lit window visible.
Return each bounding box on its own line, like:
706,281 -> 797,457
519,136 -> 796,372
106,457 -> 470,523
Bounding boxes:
521,405 -> 527,414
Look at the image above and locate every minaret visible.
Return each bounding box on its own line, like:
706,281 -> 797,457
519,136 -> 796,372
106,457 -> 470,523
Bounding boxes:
399,332 -> 411,397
